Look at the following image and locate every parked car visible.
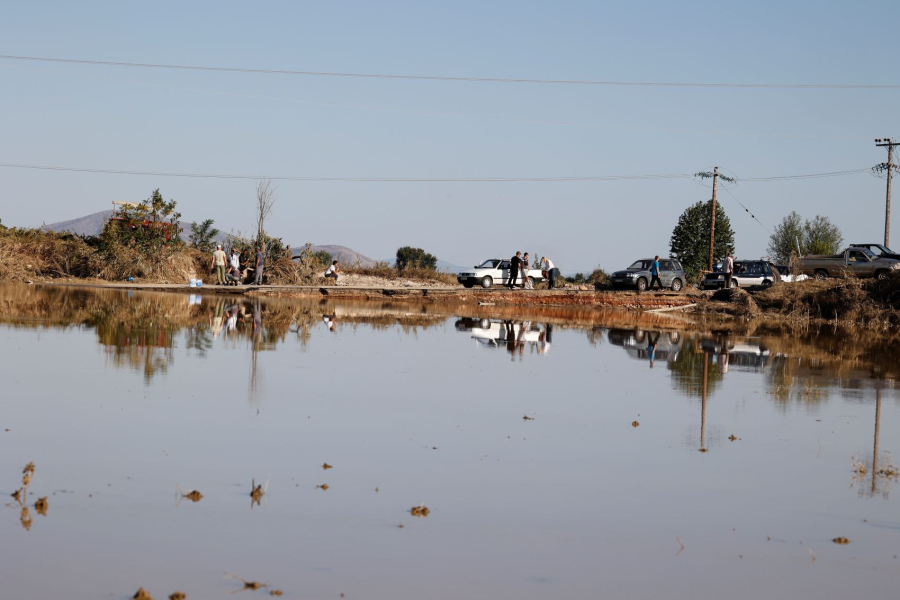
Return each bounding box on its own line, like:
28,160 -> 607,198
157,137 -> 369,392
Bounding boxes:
796,247 -> 900,280
610,258 -> 686,292
456,259 -> 545,289
701,260 -> 780,289
848,243 -> 900,261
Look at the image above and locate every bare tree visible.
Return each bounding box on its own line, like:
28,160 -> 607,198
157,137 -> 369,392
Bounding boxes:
255,179 -> 277,257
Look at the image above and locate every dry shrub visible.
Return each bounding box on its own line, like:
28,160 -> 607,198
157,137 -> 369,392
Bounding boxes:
96,244 -> 206,283
752,277 -> 900,328
345,262 -> 458,285
709,287 -> 760,318
0,228 -> 99,281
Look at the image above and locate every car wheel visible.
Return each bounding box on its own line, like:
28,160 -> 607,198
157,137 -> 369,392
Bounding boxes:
876,269 -> 889,281
730,279 -> 738,289
636,277 -> 647,292
481,276 -> 493,289
463,283 -> 474,288
671,278 -> 683,292
528,277 -> 535,288
762,279 -> 773,287
814,269 -> 828,281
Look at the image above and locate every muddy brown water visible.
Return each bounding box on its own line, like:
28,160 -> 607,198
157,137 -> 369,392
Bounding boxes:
1,284 -> 898,599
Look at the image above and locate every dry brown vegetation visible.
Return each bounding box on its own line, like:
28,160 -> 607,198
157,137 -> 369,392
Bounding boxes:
698,275 -> 900,329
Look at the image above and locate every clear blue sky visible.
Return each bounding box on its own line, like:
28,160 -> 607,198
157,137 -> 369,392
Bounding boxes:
2,0 -> 898,271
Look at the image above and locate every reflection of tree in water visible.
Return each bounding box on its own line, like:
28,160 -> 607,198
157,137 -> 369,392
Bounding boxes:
94,316 -> 177,383
668,339 -> 723,398
185,326 -> 214,357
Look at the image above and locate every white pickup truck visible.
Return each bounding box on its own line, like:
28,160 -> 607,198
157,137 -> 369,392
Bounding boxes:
456,259 -> 546,289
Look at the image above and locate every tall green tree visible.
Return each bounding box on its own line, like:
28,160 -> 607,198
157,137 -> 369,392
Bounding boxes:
669,199 -> 735,281
766,211 -> 804,263
767,212 -> 843,262
395,246 -> 437,270
803,215 -> 843,256
189,219 -> 220,253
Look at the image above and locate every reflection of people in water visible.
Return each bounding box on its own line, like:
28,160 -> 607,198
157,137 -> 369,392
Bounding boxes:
538,324 -> 553,355
517,321 -> 530,356
718,351 -> 729,374
322,313 -> 337,332
252,301 -> 262,339
647,331 -> 660,368
225,304 -> 245,334
504,321 -> 517,355
210,299 -> 226,339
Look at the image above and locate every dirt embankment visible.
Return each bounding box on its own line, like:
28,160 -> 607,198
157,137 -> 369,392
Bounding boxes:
696,276 -> 900,329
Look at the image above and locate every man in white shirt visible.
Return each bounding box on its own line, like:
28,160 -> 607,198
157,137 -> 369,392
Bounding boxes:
541,256 -> 559,289
723,252 -> 734,289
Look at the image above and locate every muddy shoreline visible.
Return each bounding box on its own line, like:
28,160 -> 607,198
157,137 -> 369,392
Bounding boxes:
36,281 -> 705,310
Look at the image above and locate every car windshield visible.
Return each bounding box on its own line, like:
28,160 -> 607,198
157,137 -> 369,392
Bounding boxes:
477,259 -> 501,268
628,260 -> 651,269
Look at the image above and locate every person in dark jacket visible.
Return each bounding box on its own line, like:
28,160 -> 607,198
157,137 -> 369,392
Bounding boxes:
508,251 -> 522,289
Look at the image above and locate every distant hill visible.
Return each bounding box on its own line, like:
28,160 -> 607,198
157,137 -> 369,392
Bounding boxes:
42,210 -> 378,267
42,210 -> 112,236
292,245 -> 377,267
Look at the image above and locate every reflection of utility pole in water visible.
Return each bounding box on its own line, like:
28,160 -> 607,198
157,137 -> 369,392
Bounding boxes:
248,300 -> 262,406
872,388 -> 881,495
700,352 -> 709,452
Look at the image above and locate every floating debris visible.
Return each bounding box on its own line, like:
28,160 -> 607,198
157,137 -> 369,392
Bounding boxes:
699,448 -> 708,453
632,421 -> 640,428
34,497 -> 48,516
227,573 -> 269,591
410,505 -> 430,517
133,587 -> 153,600
522,415 -> 534,421
316,484 -> 329,491
183,490 -> 203,503
270,591 -> 283,597
322,463 -> 333,470
832,537 -> 850,545
250,479 -> 267,505
728,435 -> 738,441
169,593 -> 186,600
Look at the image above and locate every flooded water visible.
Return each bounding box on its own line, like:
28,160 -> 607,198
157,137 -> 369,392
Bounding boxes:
1,284 -> 898,599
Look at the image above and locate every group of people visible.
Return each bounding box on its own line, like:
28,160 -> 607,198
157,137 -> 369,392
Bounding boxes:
507,252 -> 560,290
210,245 -> 265,286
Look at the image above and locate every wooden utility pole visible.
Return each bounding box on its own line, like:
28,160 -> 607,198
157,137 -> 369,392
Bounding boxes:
708,166 -> 719,272
875,139 -> 898,248
694,167 -> 734,271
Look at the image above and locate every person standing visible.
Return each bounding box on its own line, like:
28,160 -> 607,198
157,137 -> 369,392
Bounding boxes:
253,246 -> 265,285
211,245 -> 227,285
522,253 -> 533,289
722,251 -> 734,289
508,251 -> 522,289
541,256 -> 559,289
648,255 -> 663,291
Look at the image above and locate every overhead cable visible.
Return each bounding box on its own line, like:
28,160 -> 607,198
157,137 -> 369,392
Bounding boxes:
0,162 -> 874,184
0,54 -> 898,90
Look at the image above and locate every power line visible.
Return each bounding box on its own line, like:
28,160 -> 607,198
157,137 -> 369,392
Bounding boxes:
741,168 -> 871,181
0,62 -> 868,141
1,54 -> 898,90
0,162 -> 694,182
0,161 -> 875,184
720,185 -> 771,234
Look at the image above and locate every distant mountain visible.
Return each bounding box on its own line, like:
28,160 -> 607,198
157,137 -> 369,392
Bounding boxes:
435,259 -> 468,274
292,245 -> 377,267
42,210 -> 112,237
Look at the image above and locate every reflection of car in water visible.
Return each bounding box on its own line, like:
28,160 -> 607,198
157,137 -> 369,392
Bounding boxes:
607,328 -> 683,363
461,320 -> 543,347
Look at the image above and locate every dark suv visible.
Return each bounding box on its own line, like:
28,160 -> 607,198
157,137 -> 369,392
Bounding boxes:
702,260 -> 780,289
610,258 -> 686,292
